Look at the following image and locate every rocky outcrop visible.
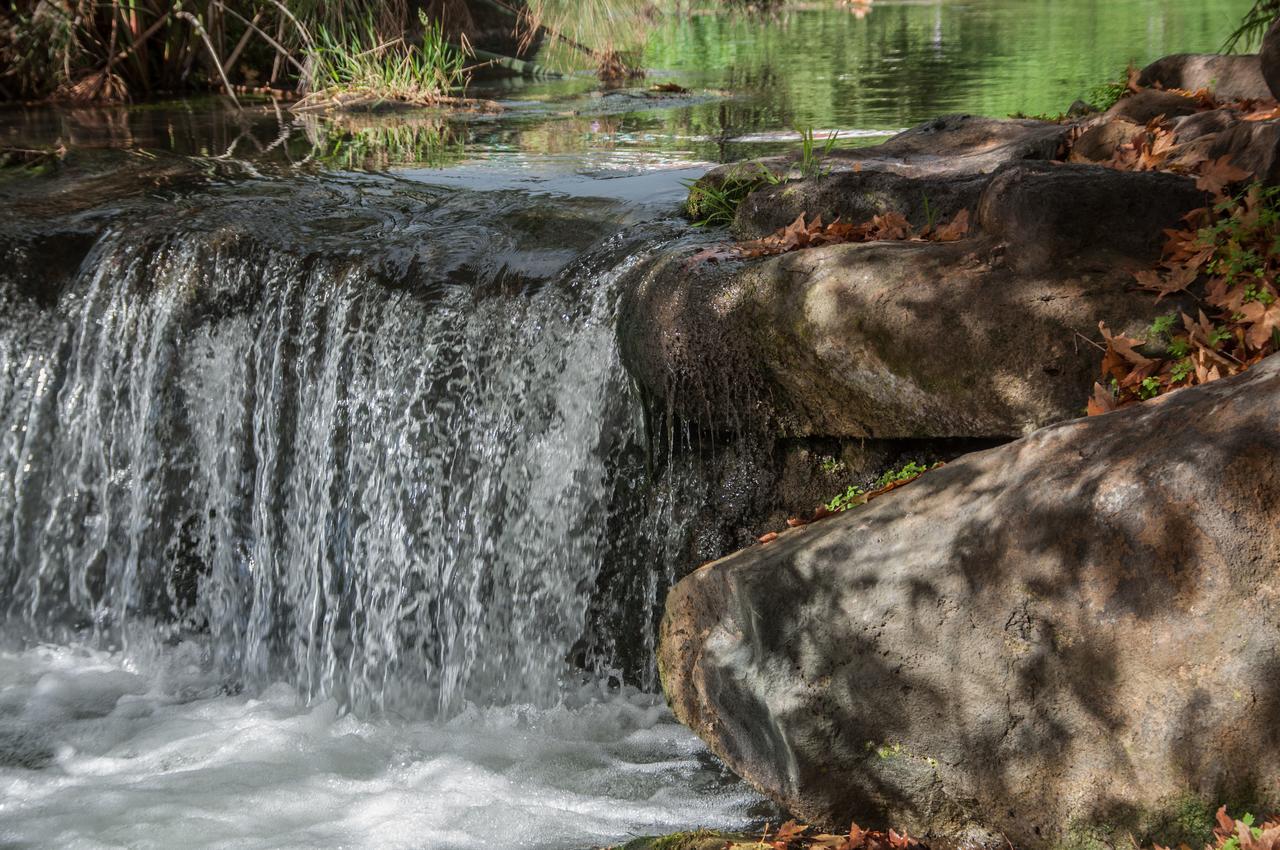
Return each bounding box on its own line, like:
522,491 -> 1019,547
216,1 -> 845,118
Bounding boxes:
659,354 -> 1280,849
1137,53 -> 1271,101
622,160 -> 1202,439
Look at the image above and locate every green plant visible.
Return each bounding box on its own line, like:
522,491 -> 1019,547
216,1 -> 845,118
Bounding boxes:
307,13 -> 465,103
683,164 -> 779,227
824,461 -> 939,513
1148,313 -> 1178,337
1225,0 -> 1280,52
797,125 -> 838,179
819,455 -> 845,474
1087,69 -> 1132,111
873,460 -> 932,489
825,484 -> 866,513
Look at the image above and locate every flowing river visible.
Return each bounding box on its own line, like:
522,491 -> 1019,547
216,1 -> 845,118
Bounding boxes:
0,1 -> 1251,847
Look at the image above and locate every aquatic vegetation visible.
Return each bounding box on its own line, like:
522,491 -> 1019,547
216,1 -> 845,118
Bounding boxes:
303,14 -> 467,105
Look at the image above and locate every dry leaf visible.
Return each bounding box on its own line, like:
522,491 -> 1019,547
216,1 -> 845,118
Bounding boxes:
1196,156 -> 1251,196
933,208 -> 971,242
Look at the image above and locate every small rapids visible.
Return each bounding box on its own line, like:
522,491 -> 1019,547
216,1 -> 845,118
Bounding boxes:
0,169 -> 762,847
0,642 -> 757,850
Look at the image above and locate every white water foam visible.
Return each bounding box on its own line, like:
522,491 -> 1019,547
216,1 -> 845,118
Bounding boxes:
0,643 -> 761,850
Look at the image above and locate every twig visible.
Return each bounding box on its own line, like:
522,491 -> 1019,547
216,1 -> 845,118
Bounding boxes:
211,2 -> 308,77
1073,331 -> 1107,353
224,9 -> 265,78
174,10 -> 240,109
108,9 -> 170,65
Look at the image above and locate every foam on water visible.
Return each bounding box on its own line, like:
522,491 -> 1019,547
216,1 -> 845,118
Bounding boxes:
0,643 -> 758,850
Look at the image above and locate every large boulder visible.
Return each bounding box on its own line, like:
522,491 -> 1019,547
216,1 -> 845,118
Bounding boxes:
623,163 -> 1203,439
1137,53 -> 1271,101
659,354 -> 1280,849
1263,19 -> 1280,100
1207,119 -> 1280,185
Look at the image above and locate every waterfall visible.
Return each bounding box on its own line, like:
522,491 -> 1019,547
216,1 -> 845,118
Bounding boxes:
0,194 -> 684,718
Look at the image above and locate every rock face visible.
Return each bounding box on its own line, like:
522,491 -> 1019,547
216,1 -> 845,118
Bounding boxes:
1137,53 -> 1271,101
732,170 -> 989,240
1263,18 -> 1280,100
659,355 -> 1280,849
622,161 -> 1202,440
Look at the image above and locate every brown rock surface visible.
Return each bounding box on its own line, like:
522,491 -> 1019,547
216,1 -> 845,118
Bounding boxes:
659,354 -> 1280,848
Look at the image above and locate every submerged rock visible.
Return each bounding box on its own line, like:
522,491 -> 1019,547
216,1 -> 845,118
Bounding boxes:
658,354 -> 1280,848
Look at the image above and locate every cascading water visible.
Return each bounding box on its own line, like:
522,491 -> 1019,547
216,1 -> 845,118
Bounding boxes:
0,167 -> 765,848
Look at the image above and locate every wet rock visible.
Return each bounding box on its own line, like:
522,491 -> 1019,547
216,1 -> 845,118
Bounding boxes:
1137,53 -> 1271,101
1103,89 -> 1200,125
697,115 -> 1068,193
0,724 -> 56,770
659,354 -> 1280,848
1264,19 -> 1280,100
1066,100 -> 1097,118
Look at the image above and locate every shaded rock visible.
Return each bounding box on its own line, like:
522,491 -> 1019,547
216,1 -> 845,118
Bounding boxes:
1264,18 -> 1280,100
1207,118 -> 1280,184
659,355 -> 1280,848
975,162 -> 1204,273
1067,119 -> 1141,163
732,170 -> 989,240
1171,107 -> 1245,144
1138,53 -> 1271,101
625,163 -> 1201,440
1104,89 -> 1201,125
1066,100 -> 1097,118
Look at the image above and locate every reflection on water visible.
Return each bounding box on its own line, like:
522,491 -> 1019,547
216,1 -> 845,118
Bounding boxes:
0,0 -> 1253,172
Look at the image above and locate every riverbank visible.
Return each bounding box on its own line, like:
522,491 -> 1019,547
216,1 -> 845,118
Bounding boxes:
641,48 -> 1280,850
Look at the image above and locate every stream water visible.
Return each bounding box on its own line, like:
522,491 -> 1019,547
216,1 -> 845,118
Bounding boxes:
0,1 -> 1252,848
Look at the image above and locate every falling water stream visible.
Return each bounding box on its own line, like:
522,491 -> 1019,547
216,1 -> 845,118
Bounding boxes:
0,162 -> 766,848
0,2 -> 1251,847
